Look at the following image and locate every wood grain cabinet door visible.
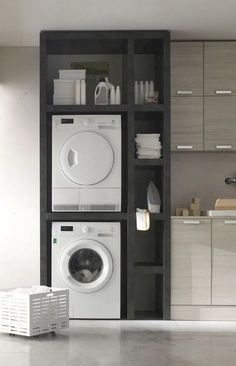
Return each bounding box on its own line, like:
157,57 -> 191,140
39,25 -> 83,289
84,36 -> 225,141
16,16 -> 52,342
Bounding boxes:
212,219 -> 236,305
171,42 -> 203,96
204,96 -> 236,151
204,42 -> 236,96
171,218 -> 211,305
171,97 -> 203,151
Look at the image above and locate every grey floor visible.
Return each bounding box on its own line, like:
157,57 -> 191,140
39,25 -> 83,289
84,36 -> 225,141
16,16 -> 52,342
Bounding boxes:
1,321 -> 236,366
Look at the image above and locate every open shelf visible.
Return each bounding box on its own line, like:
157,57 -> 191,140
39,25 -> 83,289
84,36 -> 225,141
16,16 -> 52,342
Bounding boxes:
46,104 -> 129,113
135,158 -> 164,166
46,212 -> 127,221
133,104 -> 164,112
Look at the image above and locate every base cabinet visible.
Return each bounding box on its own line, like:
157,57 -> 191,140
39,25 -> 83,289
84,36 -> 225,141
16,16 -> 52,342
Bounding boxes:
171,217 -> 236,320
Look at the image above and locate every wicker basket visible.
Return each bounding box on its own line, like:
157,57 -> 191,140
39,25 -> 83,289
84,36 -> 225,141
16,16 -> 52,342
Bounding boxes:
0,286 -> 69,336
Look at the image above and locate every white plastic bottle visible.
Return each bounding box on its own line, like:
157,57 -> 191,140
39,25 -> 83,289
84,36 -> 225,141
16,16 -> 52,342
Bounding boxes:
139,81 -> 144,104
81,80 -> 86,105
110,85 -> 116,105
144,81 -> 149,102
134,81 -> 139,104
149,80 -> 154,97
115,86 -> 121,105
75,80 -> 81,105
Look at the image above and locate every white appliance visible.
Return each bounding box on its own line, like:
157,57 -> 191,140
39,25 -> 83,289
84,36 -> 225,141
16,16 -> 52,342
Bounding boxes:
52,222 -> 120,319
52,115 -> 121,211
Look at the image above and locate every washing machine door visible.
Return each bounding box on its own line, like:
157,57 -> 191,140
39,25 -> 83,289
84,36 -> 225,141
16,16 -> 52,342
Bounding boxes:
60,131 -> 114,186
60,239 -> 113,293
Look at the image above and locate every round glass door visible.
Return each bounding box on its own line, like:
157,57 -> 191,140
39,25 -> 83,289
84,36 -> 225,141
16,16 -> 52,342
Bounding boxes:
68,249 -> 103,284
60,131 -> 114,186
60,239 -> 113,293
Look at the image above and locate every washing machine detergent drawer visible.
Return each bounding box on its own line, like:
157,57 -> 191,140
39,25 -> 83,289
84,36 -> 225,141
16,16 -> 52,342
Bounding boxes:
52,187 -> 121,211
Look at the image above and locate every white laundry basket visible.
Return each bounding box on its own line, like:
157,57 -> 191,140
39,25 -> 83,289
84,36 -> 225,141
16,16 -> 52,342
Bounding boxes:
0,286 -> 69,336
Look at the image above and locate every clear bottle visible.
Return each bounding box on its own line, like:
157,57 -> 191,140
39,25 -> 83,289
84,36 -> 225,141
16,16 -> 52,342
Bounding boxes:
110,85 -> 116,105
75,80 -> 81,105
81,80 -> 86,105
134,81 -> 139,104
139,81 -> 144,104
115,86 -> 121,105
149,80 -> 154,97
144,81 -> 149,102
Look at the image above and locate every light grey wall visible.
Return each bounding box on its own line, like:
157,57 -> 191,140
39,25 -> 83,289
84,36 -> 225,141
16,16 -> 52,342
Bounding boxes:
0,47 -> 39,288
171,152 -> 236,214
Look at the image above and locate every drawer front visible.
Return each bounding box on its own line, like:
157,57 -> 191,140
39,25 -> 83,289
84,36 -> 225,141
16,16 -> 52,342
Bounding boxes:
171,42 -> 203,96
171,219 -> 211,305
171,97 -> 203,151
204,97 -> 236,151
204,42 -> 236,96
212,219 -> 236,305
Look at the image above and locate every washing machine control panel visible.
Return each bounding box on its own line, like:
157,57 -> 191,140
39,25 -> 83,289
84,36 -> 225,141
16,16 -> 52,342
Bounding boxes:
52,222 -> 119,238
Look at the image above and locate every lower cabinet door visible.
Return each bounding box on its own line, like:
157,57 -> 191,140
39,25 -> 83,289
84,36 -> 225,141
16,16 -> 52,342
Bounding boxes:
171,218 -> 211,305
212,219 -> 236,305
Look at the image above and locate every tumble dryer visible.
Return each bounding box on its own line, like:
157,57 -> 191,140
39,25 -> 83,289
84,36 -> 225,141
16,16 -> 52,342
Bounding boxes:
52,222 -> 120,319
52,115 -> 121,211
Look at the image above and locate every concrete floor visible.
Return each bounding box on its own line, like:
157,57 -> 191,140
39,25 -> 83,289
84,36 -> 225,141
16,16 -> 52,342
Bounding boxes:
1,321 -> 236,366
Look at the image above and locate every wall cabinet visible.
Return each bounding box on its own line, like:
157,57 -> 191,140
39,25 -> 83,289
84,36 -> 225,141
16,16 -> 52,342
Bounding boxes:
204,42 -> 236,96
171,97 -> 203,151
212,219 -> 236,305
204,97 -> 236,151
171,218 -> 211,305
171,42 -> 203,96
171,41 -> 236,152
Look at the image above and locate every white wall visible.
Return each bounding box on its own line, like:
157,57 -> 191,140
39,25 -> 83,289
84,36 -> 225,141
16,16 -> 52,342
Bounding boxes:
0,47 -> 39,288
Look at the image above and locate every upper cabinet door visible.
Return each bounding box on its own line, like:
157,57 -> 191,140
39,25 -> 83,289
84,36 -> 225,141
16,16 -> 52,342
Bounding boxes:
204,96 -> 236,151
171,97 -> 203,151
204,42 -> 236,96
171,42 -> 203,96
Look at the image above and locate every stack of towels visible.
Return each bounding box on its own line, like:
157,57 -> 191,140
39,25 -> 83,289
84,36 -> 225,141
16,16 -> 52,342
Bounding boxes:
135,134 -> 162,159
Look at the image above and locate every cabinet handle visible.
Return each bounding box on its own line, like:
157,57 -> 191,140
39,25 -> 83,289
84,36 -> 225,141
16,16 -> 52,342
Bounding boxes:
215,90 -> 232,95
224,220 -> 236,225
176,90 -> 193,95
177,145 -> 193,150
215,145 -> 232,150
183,220 -> 200,225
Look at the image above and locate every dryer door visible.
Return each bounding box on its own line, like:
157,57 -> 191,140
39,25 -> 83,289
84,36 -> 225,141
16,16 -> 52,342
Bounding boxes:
60,239 -> 113,293
60,131 -> 114,185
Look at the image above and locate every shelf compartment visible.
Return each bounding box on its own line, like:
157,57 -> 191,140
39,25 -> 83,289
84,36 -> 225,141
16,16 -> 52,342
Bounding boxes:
135,263 -> 163,274
135,273 -> 163,319
46,104 -> 129,113
46,212 -> 127,221
135,159 -> 164,167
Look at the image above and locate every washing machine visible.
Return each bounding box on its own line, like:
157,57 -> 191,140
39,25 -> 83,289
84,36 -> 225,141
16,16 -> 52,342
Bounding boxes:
52,115 -> 121,211
52,222 -> 120,319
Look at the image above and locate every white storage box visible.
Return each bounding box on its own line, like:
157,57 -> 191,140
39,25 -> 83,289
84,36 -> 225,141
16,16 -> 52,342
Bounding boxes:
53,95 -> 75,105
0,286 -> 69,337
59,69 -> 86,80
53,79 -> 76,96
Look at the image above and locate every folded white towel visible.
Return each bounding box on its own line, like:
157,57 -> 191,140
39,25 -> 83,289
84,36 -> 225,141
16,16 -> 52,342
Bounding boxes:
137,154 -> 161,159
137,147 -> 162,154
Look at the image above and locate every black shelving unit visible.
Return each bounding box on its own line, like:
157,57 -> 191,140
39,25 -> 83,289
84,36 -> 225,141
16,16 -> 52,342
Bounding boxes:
40,30 -> 170,320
